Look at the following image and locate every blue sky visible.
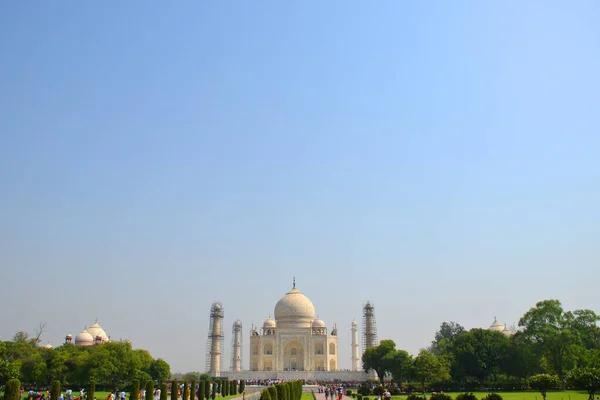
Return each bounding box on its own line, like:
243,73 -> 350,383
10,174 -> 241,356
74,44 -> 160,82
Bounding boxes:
1,1 -> 599,373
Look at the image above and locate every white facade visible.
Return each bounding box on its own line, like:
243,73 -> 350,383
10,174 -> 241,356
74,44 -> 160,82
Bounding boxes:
249,283 -> 339,372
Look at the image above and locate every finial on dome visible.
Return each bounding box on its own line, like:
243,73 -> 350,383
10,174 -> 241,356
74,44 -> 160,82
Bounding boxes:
293,277 -> 296,289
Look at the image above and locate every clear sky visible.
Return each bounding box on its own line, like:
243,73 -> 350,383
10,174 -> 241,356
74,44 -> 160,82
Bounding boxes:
1,1 -> 599,374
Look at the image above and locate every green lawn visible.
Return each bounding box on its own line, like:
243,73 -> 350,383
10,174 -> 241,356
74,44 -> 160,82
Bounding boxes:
389,392 -> 591,400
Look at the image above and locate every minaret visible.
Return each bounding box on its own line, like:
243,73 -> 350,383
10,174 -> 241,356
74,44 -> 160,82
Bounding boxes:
362,301 -> 378,350
351,320 -> 360,371
206,302 -> 224,377
231,320 -> 243,372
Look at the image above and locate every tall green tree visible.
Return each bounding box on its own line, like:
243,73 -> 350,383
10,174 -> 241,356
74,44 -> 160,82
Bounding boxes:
160,383 -> 168,400
150,359 -> 171,384
568,367 -> 600,400
362,339 -> 396,383
413,349 -> 450,391
239,380 -> 245,394
190,380 -> 196,400
171,379 -> 178,400
384,350 -> 413,386
182,381 -> 189,400
131,379 -> 140,400
528,373 -> 561,400
450,328 -> 509,385
430,322 -> 465,356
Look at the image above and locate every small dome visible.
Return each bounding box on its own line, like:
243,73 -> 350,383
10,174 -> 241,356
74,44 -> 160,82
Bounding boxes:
66,334 -> 73,339
489,319 -> 505,332
75,329 -> 94,346
263,317 -> 276,329
351,320 -> 357,327
234,320 -> 242,327
274,286 -> 316,328
43,343 -> 53,349
312,318 -> 326,328
502,325 -> 514,337
87,322 -> 109,342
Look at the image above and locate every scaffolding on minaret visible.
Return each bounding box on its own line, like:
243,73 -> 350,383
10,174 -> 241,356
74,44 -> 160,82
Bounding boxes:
362,301 -> 378,351
205,302 -> 225,376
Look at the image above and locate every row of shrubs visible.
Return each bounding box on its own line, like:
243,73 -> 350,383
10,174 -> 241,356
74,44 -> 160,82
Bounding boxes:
3,378 -> 247,400
259,381 -> 303,400
351,393 -> 504,400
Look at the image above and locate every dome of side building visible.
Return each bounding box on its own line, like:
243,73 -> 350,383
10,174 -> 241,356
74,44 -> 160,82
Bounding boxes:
75,329 -> 94,346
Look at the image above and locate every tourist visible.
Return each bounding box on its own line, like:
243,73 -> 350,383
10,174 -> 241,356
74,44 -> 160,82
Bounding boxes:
66,390 -> 72,400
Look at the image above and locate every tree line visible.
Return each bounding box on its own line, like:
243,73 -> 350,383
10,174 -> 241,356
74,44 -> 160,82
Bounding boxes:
362,300 -> 600,395
0,334 -> 171,388
259,380 -> 303,400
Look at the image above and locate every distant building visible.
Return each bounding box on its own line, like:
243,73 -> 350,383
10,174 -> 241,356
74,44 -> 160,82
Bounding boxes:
65,320 -> 111,346
488,318 -> 515,337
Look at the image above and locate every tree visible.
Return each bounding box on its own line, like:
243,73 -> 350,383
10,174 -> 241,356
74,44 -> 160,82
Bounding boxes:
204,380 -> 210,400
276,384 -> 286,400
12,332 -> 29,342
0,359 -> 20,386
239,380 -> 245,394
450,328 -> 509,386
519,300 -> 584,384
568,367 -> 600,400
386,350 -> 413,386
190,380 -> 196,400
260,389 -> 271,400
150,359 -> 171,384
146,380 -> 155,400
33,322 -> 47,345
413,349 -> 450,391
528,373 -> 560,400
230,380 -> 236,396
430,322 -> 465,356
362,340 -> 396,382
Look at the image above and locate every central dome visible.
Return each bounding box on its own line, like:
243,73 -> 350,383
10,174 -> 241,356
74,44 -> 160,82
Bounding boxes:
274,286 -> 316,328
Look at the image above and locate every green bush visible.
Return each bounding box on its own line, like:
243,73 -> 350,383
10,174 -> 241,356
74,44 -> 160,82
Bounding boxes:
363,397 -> 370,400
357,386 -> 370,396
146,381 -> 154,400
406,395 -> 422,400
131,380 -> 140,400
204,381 -> 210,400
4,379 -> 21,400
260,389 -> 271,400
160,384 -> 168,400
190,381 -> 196,400
346,390 -> 352,397
88,380 -> 96,400
481,394 -> 502,400
431,394 -> 452,400
210,383 -> 215,400
183,381 -> 189,400
239,381 -> 245,394
268,386 -> 278,400
230,381 -> 236,396
198,382 -> 205,400
357,394 -> 363,400
455,394 -> 478,400
51,381 -> 61,400
172,379 -> 179,400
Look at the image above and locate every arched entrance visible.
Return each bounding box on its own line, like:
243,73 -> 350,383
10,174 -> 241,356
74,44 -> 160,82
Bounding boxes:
283,340 -> 304,371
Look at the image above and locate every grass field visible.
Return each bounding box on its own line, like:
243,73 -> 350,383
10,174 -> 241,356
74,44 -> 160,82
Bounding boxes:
389,392 -> 592,400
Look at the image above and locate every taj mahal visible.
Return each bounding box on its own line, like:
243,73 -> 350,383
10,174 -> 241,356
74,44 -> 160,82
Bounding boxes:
205,279 -> 513,381
207,280 -> 371,381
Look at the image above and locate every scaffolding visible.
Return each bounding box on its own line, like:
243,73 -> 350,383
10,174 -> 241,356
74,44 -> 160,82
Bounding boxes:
362,301 -> 378,351
230,319 -> 243,372
205,302 -> 225,375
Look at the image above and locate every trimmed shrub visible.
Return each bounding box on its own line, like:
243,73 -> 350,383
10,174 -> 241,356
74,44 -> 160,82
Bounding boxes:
198,382 -> 205,400
204,382 -> 210,400
183,381 -> 189,400
172,380 -> 179,400
239,381 -> 245,394
230,381 -> 236,396
146,381 -> 154,400
481,394 -> 502,400
210,383 -> 216,400
268,386 -> 278,400
260,389 -> 271,400
345,391 -> 352,397
357,394 -> 363,400
275,385 -> 285,400
431,394 -> 452,400
160,384 -> 168,400
406,395 -> 422,400
131,380 -> 140,400
357,386 -> 370,396
88,380 -> 96,400
455,394 -> 478,400
190,381 -> 196,400
51,381 -> 61,400
4,379 -> 21,400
